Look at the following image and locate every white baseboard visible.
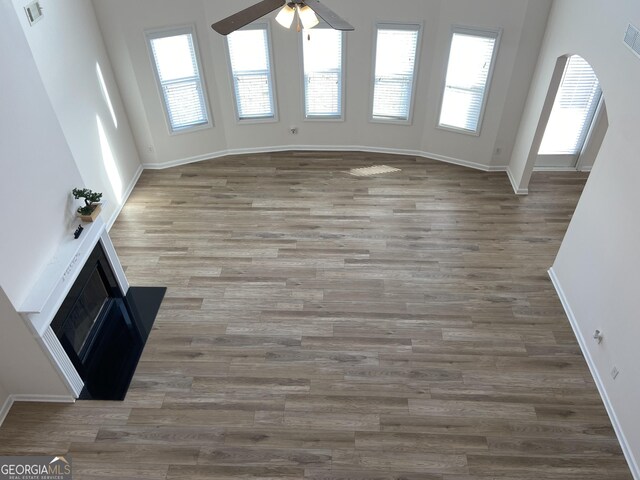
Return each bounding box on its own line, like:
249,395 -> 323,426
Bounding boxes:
533,165 -> 592,173
10,394 -> 75,403
0,396 -> 12,426
0,394 -> 75,427
506,166 -> 529,195
106,163 -> 144,231
533,166 -> 578,172
548,267 -> 639,479
142,145 -> 507,174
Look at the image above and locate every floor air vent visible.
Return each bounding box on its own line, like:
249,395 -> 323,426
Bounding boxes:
349,165 -> 401,177
624,23 -> 640,58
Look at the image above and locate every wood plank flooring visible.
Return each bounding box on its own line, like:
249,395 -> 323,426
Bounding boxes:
0,151 -> 632,479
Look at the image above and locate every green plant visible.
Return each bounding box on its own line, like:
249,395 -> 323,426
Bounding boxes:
72,188 -> 103,215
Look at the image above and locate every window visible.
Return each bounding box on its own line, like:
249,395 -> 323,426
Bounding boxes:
438,27 -> 500,135
147,26 -> 210,133
371,24 -> 421,123
226,25 -> 276,121
302,27 -> 344,119
538,55 -> 602,155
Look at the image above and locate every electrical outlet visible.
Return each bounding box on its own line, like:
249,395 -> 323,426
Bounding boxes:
611,366 -> 620,380
593,329 -> 603,344
24,1 -> 44,26
290,126 -> 298,135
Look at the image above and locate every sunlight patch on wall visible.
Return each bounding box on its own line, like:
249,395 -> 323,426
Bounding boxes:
96,115 -> 122,203
96,63 -> 118,129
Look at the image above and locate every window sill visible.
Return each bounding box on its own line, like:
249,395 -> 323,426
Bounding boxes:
169,122 -> 213,136
436,124 -> 481,137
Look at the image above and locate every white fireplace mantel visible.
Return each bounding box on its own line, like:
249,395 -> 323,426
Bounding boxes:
17,216 -> 129,397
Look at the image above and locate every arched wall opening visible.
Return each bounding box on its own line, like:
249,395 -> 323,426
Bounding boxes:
514,54 -> 608,190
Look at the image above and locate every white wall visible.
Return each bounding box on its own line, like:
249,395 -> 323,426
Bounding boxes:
92,0 -> 229,166
419,0 -> 551,167
510,0 -> 640,474
577,102 -> 608,172
0,0 -> 85,308
0,0 -> 80,412
490,0 -> 553,167
0,378 -> 8,421
12,0 -> 142,226
92,0 -> 551,170
0,288 -> 70,399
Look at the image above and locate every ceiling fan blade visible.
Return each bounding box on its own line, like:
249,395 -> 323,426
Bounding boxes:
304,0 -> 354,31
211,0 -> 284,35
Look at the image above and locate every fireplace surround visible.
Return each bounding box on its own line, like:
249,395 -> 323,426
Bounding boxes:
51,242 -> 144,400
17,217 -> 164,401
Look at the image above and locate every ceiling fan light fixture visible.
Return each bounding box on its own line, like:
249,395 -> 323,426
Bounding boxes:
297,4 -> 319,30
275,3 -> 295,29
211,0 -> 354,36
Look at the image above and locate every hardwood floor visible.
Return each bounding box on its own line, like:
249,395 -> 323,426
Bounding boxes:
0,151 -> 632,479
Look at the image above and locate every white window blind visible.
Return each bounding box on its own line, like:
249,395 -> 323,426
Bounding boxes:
227,26 -> 275,120
439,29 -> 499,134
538,56 -> 602,155
148,29 -> 209,132
372,25 -> 420,122
302,28 -> 344,119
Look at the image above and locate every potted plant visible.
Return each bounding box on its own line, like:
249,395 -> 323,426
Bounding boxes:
73,188 -> 103,222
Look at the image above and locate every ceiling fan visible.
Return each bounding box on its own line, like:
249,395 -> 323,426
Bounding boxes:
211,0 -> 354,36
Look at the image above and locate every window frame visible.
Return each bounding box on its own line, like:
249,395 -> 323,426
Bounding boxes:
437,25 -> 502,137
369,22 -> 423,126
145,25 -> 213,135
299,24 -> 346,122
224,22 -> 279,124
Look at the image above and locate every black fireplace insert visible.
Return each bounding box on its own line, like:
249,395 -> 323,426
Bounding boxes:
51,242 -> 164,400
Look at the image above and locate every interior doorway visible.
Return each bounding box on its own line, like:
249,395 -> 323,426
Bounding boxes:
535,55 -> 607,171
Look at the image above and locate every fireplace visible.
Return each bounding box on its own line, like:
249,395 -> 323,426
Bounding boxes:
17,218 -> 164,402
58,268 -> 111,358
51,243 -> 141,400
